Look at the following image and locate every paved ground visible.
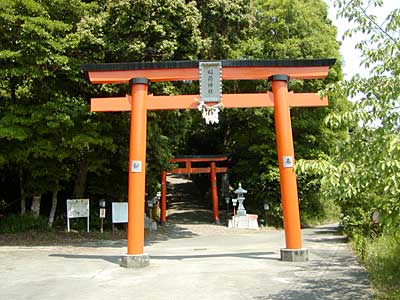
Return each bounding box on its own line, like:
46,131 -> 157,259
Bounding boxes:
0,225 -> 372,300
0,176 -> 373,300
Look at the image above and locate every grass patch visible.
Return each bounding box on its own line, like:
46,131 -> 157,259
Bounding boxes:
0,213 -> 128,245
0,212 -> 174,247
0,213 -> 48,233
364,230 -> 400,300
0,230 -> 127,246
352,230 -> 400,300
301,198 -> 341,227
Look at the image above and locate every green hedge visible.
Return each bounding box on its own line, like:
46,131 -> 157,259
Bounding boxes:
0,214 -> 48,233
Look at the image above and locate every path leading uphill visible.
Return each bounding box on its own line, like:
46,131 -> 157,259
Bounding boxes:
166,174 -> 216,224
161,174 -> 239,236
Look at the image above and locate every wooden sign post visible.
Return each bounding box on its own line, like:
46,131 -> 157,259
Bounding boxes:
83,59 -> 335,267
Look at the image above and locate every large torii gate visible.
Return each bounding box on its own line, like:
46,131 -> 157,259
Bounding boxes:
83,59 -> 335,267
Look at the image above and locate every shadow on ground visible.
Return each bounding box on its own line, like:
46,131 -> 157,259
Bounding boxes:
49,251 -> 278,266
49,253 -> 122,265
254,247 -> 372,300
258,272 -> 371,300
304,236 -> 348,244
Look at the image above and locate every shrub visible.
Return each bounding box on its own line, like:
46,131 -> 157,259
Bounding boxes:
350,228 -> 400,300
0,214 -> 48,233
363,229 -> 400,300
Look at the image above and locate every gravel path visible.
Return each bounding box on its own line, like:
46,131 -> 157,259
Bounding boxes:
155,174 -> 277,238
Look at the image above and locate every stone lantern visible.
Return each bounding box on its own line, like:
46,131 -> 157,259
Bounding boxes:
234,183 -> 247,217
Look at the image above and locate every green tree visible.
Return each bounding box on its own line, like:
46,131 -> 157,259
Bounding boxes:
194,0 -> 255,59
76,0 -> 205,199
299,0 -> 400,235
100,0 -> 202,62
297,1 -> 400,297
0,0 -> 114,222
188,0 -> 343,225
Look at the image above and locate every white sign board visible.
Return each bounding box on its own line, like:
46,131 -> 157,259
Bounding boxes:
131,160 -> 142,173
67,199 -> 89,218
66,199 -> 90,232
112,202 -> 128,223
282,156 -> 294,168
199,61 -> 222,103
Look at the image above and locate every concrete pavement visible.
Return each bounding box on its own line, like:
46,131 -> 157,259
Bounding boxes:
0,224 -> 372,300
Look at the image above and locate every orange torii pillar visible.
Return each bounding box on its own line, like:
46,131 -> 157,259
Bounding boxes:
270,75 -> 304,260
210,162 -> 219,223
124,78 -> 150,268
83,59 -> 335,266
161,171 -> 167,225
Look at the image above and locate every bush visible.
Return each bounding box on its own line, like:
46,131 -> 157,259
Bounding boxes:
363,229 -> 400,300
0,214 -> 49,233
300,198 -> 341,227
351,228 -> 400,300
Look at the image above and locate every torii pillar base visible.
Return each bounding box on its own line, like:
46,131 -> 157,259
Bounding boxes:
120,253 -> 150,268
280,248 -> 309,262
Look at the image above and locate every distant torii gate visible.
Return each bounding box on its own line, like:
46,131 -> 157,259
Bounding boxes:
83,59 -> 335,267
161,154 -> 229,225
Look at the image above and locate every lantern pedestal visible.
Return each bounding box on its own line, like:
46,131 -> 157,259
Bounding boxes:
228,214 -> 259,230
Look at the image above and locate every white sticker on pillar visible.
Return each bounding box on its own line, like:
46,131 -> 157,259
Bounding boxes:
283,156 -> 294,168
131,160 -> 142,173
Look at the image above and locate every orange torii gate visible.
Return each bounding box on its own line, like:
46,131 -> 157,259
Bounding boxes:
161,154 -> 229,225
82,59 -> 335,267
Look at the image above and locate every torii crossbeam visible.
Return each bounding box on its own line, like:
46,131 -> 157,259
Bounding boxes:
82,59 -> 335,267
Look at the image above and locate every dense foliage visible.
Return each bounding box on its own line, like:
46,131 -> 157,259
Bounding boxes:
297,1 -> 400,298
188,0 -> 344,225
0,0 -> 341,229
0,0 -> 114,225
299,0 -> 400,235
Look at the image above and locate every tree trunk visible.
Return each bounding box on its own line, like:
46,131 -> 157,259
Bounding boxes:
48,185 -> 59,227
73,160 -> 89,198
19,168 -> 26,215
31,194 -> 41,217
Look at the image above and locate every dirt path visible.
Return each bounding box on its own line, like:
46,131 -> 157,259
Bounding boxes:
158,174 -> 267,237
166,174 -> 218,225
